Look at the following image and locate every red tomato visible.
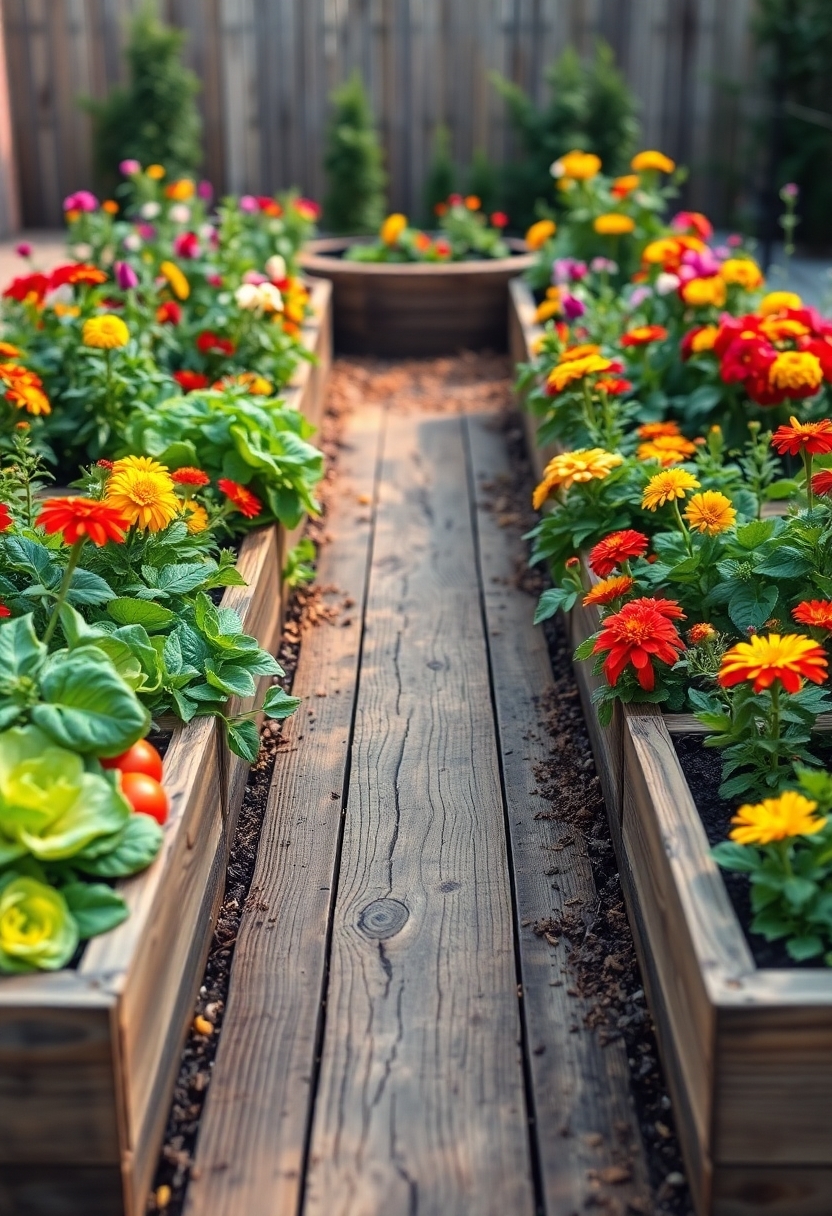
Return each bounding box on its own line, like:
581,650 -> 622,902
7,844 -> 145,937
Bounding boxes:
101,739 -> 163,782
120,772 -> 169,825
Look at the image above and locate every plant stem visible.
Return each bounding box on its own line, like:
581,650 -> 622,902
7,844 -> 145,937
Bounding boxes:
803,449 -> 814,510
43,540 -> 83,645
769,682 -> 781,779
672,499 -> 693,554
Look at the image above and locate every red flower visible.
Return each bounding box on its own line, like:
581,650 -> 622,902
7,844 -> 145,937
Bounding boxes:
799,335 -> 832,381
596,376 -> 632,396
812,469 -> 832,497
671,210 -> 714,240
621,324 -> 668,347
156,301 -> 182,325
49,263 -> 107,288
592,598 -> 686,691
771,417 -> 832,457
36,497 -> 129,546
173,369 -> 210,392
97,459 -> 114,470
3,273 -> 50,304
218,478 -> 262,519
0,503 -> 12,531
628,595 -> 686,621
490,211 -> 509,228
196,330 -> 236,356
589,530 -> 649,577
172,466 -> 210,487
173,231 -> 200,259
0,603 -> 10,619
792,600 -> 832,631
294,198 -> 321,220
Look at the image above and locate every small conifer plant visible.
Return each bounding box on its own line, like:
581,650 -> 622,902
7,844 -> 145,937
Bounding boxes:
323,71 -> 387,234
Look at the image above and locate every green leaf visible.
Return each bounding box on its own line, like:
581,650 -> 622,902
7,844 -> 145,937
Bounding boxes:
735,520 -> 776,549
784,877 -> 817,909
786,934 -> 825,961
32,648 -> 150,756
156,563 -> 213,595
107,598 -> 177,631
75,813 -> 163,877
205,662 -> 257,698
225,718 -> 261,762
66,568 -> 114,607
753,548 -> 813,579
711,842 -> 758,872
61,882 -> 128,939
574,634 -> 598,661
728,582 -> 779,632
763,479 -> 800,500
261,686 -> 301,719
0,614 -> 46,685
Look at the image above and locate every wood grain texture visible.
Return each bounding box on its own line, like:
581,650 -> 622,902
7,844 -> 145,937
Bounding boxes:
184,405 -> 384,1216
465,411 -> 651,1215
304,412 -> 534,1216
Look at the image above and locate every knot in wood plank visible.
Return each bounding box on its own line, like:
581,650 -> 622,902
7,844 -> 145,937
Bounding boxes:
357,898 -> 409,940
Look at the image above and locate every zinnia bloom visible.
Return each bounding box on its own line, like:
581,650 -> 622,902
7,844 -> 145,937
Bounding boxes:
525,219 -> 557,250
82,315 -> 129,349
671,211 -> 714,240
681,325 -> 719,358
214,372 -> 273,396
637,435 -> 697,466
105,456 -> 180,532
172,467 -> 210,487
611,174 -> 639,198
683,490 -> 737,534
380,213 -> 407,245
681,276 -> 727,308
631,150 -> 676,174
719,258 -> 764,290
0,503 -> 12,531
552,150 -> 601,180
718,633 -> 828,693
156,301 -> 182,325
36,497 -> 128,546
593,213 -> 635,236
218,478 -> 262,519
642,468 -> 700,511
0,364 -> 50,415
592,598 -> 686,691
759,291 -> 802,317
772,416 -> 832,456
792,600 -> 832,631
596,376 -> 632,395
768,353 -> 823,398
173,369 -> 210,393
182,500 -> 209,535
688,622 -> 717,643
622,324 -> 668,347
535,298 -> 561,323
532,448 -> 624,509
196,331 -> 235,356
729,791 -> 826,846
589,530 -> 649,577
583,575 -> 634,607
546,353 -> 613,394
559,343 -> 601,362
637,421 -> 681,441
49,263 -> 107,289
159,260 -> 190,300
812,469 -> 832,497
3,272 -> 50,305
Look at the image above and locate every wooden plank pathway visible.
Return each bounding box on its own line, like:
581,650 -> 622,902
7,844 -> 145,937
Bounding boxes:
185,404 -> 650,1216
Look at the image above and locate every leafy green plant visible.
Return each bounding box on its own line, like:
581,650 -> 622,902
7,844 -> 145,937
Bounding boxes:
283,537 -> 316,588
323,72 -> 387,234
424,124 -> 456,222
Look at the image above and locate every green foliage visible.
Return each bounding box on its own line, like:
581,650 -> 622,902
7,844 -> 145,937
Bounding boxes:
467,149 -> 498,214
283,538 -> 316,588
84,3 -> 202,188
424,124 -> 456,221
323,72 -> 387,234
492,41 -> 639,232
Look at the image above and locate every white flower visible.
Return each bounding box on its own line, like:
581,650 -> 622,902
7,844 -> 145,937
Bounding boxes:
258,283 -> 283,313
140,201 -> 161,219
99,245 -> 115,267
123,232 -> 143,252
655,272 -> 681,296
549,158 -> 565,178
235,283 -> 262,310
199,223 -> 215,240
265,254 -> 286,281
71,243 -> 92,261
169,203 -> 191,225
44,283 -> 73,308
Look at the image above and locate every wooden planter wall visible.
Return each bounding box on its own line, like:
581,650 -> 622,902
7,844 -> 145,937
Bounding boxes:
510,277 -> 832,1216
0,278 -> 332,1216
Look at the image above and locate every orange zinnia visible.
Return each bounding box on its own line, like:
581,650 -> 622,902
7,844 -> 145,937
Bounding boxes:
583,575 -> 634,607
621,324 -> 668,347
589,530 -> 649,578
637,421 -> 681,441
771,416 -> 832,457
592,597 -> 686,691
718,633 -> 828,694
36,497 -> 129,546
171,467 -> 210,487
218,478 -> 262,519
792,601 -> 832,631
688,622 -> 717,644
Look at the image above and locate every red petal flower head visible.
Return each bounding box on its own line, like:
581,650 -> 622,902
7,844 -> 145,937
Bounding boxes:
217,478 -> 262,519
172,466 -> 210,487
592,598 -> 686,691
588,530 -> 649,578
36,497 -> 129,546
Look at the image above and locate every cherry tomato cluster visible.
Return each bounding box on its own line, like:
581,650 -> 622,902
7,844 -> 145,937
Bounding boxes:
102,739 -> 169,824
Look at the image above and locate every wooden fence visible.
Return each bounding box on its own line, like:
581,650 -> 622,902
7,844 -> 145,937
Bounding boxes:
2,0 -> 756,230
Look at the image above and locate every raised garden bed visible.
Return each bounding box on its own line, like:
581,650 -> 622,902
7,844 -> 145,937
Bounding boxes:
0,278 -> 332,1216
300,236 -> 533,356
510,274 -> 832,1216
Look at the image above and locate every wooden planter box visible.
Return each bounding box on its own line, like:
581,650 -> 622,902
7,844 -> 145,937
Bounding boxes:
0,279 -> 332,1216
299,235 -> 533,357
510,275 -> 832,1216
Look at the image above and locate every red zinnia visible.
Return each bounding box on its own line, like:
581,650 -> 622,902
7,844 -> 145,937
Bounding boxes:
196,330 -> 236,356
596,376 -> 632,396
3,273 -> 49,305
792,601 -> 832,631
812,469 -> 832,497
0,503 -> 11,532
628,595 -> 686,621
771,417 -> 832,457
218,479 -> 262,519
36,497 -> 129,546
49,263 -> 108,288
172,466 -> 210,487
490,211 -> 509,228
589,530 -> 649,578
173,369 -> 210,393
592,598 -> 686,691
621,324 -> 668,347
0,603 -> 10,618
156,301 -> 182,325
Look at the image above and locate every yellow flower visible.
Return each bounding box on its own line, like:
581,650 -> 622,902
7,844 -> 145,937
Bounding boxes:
380,213 -> 408,245
631,150 -> 676,173
533,448 -> 623,510
759,290 -> 802,316
642,468 -> 700,511
719,258 -> 764,290
593,213 -> 635,235
105,455 -> 180,533
560,343 -> 601,362
637,435 -> 697,466
759,316 -> 810,342
612,174 -> 640,196
146,164 -> 166,180
546,353 -> 612,394
681,276 -> 726,308
683,490 -> 737,534
53,303 -> 81,319
167,178 -> 195,201
160,261 -> 190,301
82,315 -> 130,350
642,238 -> 683,265
769,351 -> 823,393
730,791 -> 826,846
182,500 -> 209,534
525,219 -> 557,251
534,298 -> 561,323
552,150 -> 602,180
690,325 -> 719,353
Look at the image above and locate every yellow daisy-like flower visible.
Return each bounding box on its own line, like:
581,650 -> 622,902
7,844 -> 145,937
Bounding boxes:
730,791 -> 826,846
166,178 -> 195,201
631,150 -> 676,174
759,316 -> 811,342
160,260 -> 190,301
82,315 -> 130,350
681,276 -> 727,308
533,448 -> 623,510
642,468 -> 700,511
182,499 -> 209,535
560,343 -> 602,362
719,258 -> 764,290
380,213 -> 407,245
612,174 -> 640,196
593,213 -> 635,236
689,325 -> 719,354
759,290 -> 802,316
637,435 -> 697,466
525,219 -> 557,251
146,164 -> 166,180
683,490 -> 737,535
534,298 -> 561,323
552,150 -> 601,180
642,237 -> 684,265
769,351 -> 823,393
105,455 -> 180,533
546,353 -> 612,394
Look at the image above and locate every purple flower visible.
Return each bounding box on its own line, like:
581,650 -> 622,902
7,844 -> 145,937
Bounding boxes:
681,248 -> 720,278
119,159 -> 141,176
15,243 -> 31,258
590,256 -> 618,275
629,285 -> 652,308
239,195 -> 259,213
714,245 -> 731,260
561,293 -> 586,319
781,182 -> 799,200
137,223 -> 156,240
552,257 -> 588,285
114,261 -> 139,290
197,180 -> 213,201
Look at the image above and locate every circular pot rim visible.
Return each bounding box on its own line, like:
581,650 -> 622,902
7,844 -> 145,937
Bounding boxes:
299,234 -> 534,277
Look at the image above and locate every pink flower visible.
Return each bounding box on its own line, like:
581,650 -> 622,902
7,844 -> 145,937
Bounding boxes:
197,180 -> 213,201
173,231 -> 200,259
15,243 -> 31,258
119,159 -> 141,176
242,270 -> 268,285
114,261 -> 139,290
239,195 -> 259,213
137,223 -> 156,240
561,293 -> 586,319
63,190 -> 98,213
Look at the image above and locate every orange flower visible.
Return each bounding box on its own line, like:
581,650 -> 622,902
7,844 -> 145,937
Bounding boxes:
611,174 -> 639,198
35,497 -> 128,546
218,478 -> 262,519
621,324 -> 668,347
718,633 -> 828,694
0,342 -> 20,359
0,363 -> 50,415
792,601 -> 832,631
559,343 -> 601,362
171,467 -> 210,487
771,416 -> 832,457
592,598 -> 686,691
688,622 -> 717,644
589,530 -> 649,577
464,195 -> 481,210
683,490 -> 737,535
546,353 -> 613,393
596,376 -> 632,395
681,276 -> 727,308
50,263 -> 108,288
583,575 -> 634,606
638,435 -> 697,466
637,421 -> 681,441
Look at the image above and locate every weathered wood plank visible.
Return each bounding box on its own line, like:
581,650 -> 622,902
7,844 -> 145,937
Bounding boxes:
184,404 -> 383,1216
465,411 -> 651,1214
304,412 -> 535,1216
